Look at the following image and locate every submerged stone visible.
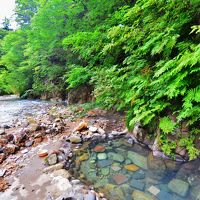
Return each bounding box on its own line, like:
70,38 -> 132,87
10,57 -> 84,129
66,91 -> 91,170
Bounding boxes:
101,167 -> 110,176
124,164 -> 139,171
97,159 -> 112,168
127,151 -> 148,170
130,179 -> 145,190
93,145 -> 105,153
131,170 -> 145,180
111,165 -> 121,172
132,189 -> 156,200
79,153 -> 89,161
97,153 -> 107,160
112,174 -> 128,185
108,152 -> 125,163
168,178 -> 189,197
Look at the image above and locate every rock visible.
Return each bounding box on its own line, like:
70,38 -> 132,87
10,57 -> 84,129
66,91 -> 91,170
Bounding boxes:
111,165 -> 121,171
21,149 -> 29,154
168,178 -> 189,197
127,151 -> 148,170
101,167 -> 110,176
89,126 -> 98,133
38,149 -> 48,157
74,121 -> 88,132
69,135 -> 82,143
98,128 -> 105,135
25,140 -> 33,147
0,153 -> 6,164
34,132 -> 43,138
147,152 -> 166,170
124,164 -> 139,171
97,153 -> 107,160
48,153 -> 58,165
43,163 -> 64,173
191,185 -> 200,200
5,134 -> 14,142
108,152 -> 125,163
148,185 -> 160,196
132,189 -> 156,200
131,170 -> 145,180
0,169 -> 6,177
130,179 -> 145,190
79,153 -> 89,161
112,174 -> 128,185
157,190 -> 174,200
93,145 -> 105,153
5,144 -> 18,154
97,160 -> 113,168
188,174 -> 200,186
0,129 -> 5,135
84,192 -> 96,200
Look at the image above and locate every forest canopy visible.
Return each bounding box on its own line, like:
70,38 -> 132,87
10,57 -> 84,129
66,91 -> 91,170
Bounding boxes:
0,0 -> 199,159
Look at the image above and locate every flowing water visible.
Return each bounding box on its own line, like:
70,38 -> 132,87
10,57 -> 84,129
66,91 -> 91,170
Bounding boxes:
0,95 -> 53,127
73,139 -> 200,200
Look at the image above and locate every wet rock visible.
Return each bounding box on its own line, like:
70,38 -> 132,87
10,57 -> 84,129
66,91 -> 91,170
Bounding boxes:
147,152 -> 166,170
157,190 -> 174,200
109,153 -> 124,163
127,151 -> 148,170
48,153 -> 58,165
97,153 -> 107,160
191,185 -> 200,200
93,145 -> 105,153
98,160 -> 113,168
130,179 -> 145,190
74,121 -> 88,132
101,167 -> 110,176
168,178 -> 189,197
0,177 -> 9,192
79,153 -> 89,161
124,164 -> 139,171
188,174 -> 200,186
148,185 -> 160,196
132,189 -> 156,200
112,174 -> 128,185
0,138 -> 8,146
111,165 -> 121,172
131,170 -> 145,180
84,191 -> 96,200
69,135 -> 82,143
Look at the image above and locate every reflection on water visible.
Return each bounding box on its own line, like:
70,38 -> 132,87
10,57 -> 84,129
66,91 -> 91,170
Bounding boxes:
74,139 -> 200,200
0,95 -> 51,126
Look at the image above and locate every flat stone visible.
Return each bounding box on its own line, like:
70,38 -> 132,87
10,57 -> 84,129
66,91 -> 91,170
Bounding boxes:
148,185 -> 160,196
147,152 -> 166,170
132,170 -> 145,180
132,190 -> 156,200
130,179 -> 145,190
168,178 -> 189,197
112,174 -> 128,185
101,167 -> 110,176
93,145 -> 105,153
97,153 -> 107,160
108,152 -> 125,163
127,151 -> 148,170
47,153 -> 58,165
157,190 -> 174,200
97,160 -> 113,168
111,165 -> 121,171
124,164 -> 139,171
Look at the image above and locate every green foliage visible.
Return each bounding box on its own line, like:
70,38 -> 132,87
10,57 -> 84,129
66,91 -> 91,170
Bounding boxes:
159,117 -> 176,134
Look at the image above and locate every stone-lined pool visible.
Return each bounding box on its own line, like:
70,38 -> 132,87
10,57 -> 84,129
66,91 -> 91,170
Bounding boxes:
73,138 -> 200,200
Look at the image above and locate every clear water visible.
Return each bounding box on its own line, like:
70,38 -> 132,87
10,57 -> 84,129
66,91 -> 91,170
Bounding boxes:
73,139 -> 200,200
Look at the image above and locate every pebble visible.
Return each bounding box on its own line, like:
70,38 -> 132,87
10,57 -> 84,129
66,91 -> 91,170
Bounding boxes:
148,185 -> 160,196
97,153 -> 107,160
48,153 -> 58,165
